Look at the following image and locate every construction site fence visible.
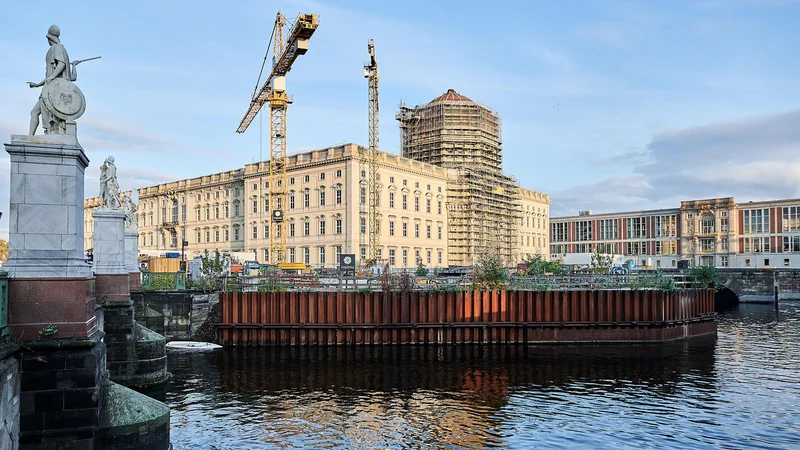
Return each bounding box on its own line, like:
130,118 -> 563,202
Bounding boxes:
190,273 -> 710,293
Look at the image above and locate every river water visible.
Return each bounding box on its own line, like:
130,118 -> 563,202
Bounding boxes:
165,303 -> 800,449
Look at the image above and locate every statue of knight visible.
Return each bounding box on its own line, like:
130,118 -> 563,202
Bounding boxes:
27,25 -> 100,135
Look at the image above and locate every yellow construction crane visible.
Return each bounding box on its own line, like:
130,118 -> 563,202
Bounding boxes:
237,12 -> 318,264
364,39 -> 380,266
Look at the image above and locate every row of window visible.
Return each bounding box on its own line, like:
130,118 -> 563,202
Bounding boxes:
357,246 -> 444,267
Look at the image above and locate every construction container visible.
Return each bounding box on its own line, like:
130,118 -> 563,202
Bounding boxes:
148,257 -> 182,273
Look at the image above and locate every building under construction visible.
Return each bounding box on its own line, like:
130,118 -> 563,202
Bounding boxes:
397,89 -> 525,266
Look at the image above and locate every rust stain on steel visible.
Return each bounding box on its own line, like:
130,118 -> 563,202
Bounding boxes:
218,289 -> 717,346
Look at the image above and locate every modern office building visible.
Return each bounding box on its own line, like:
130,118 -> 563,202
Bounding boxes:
551,196 -> 800,269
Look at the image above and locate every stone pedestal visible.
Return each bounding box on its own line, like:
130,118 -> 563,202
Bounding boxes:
93,209 -> 127,276
124,229 -> 141,292
5,136 -> 96,339
4,135 -> 91,279
4,134 -> 170,448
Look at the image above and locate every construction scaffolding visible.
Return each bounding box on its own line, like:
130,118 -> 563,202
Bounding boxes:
396,89 -> 521,266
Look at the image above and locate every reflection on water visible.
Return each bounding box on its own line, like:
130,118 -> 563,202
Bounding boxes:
167,302 -> 800,449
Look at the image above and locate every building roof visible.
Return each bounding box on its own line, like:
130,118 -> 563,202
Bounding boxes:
428,89 -> 475,105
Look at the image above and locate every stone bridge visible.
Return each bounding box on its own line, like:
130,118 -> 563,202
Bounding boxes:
716,268 -> 800,303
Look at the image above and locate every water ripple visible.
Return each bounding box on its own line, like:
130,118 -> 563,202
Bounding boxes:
165,302 -> 800,449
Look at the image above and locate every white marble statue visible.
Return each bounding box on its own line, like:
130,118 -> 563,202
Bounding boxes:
99,156 -> 122,209
27,25 -> 99,135
122,194 -> 138,229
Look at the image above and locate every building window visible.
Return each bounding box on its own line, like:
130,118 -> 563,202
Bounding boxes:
438,201 -> 442,215
290,194 -> 295,209
290,222 -> 296,237
361,170 -> 366,179
196,209 -> 201,221
264,249 -> 270,262
427,250 -> 431,265
289,248 -> 296,263
720,218 -> 729,233
319,246 -> 326,264
335,170 -> 342,178
290,177 -> 295,185
360,187 -> 366,204
402,179 -> 407,186
205,231 -> 210,243
234,227 -> 240,241
234,204 -> 239,217
252,225 -> 257,239
389,221 -> 395,236
335,246 -> 342,262
205,207 -> 210,220
415,182 -> 419,189
361,246 -> 367,261
414,197 -> 419,212
304,192 -> 310,208
264,225 -> 269,238
389,176 -> 394,184
389,192 -> 395,208
701,214 -> 715,234
765,258 -> 770,266
303,221 -> 310,236
438,251 -> 442,265
388,249 -> 396,266
335,189 -> 342,204
743,209 -> 770,234
402,195 -> 408,210
402,249 -> 408,267
426,199 -> 431,213
415,223 -> 420,238
625,217 -> 646,239
402,222 -> 408,237
784,258 -> 790,267
252,200 -> 258,213
576,220 -> 592,241
426,225 -> 431,239
319,190 -> 326,206
225,229 -> 229,241
744,237 -> 770,253
360,217 -> 366,234
599,219 -> 618,240
319,219 -> 326,235
335,218 -> 342,234
700,239 -> 714,253
783,236 -> 800,252
551,223 -> 568,242
253,183 -> 257,191
304,248 -> 310,264
196,231 -> 201,243
438,226 -> 442,240
721,237 -> 729,250
215,230 -> 220,242
304,175 -> 310,183
225,205 -> 229,218
783,206 -> 800,232
320,173 -> 326,181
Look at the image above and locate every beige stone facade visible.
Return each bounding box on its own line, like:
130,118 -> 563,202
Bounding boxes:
516,188 -> 551,261
134,144 -> 451,269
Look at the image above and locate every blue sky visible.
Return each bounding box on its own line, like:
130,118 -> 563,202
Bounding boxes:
2,0 -> 800,238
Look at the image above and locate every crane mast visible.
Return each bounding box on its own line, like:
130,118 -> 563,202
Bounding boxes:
237,12 -> 318,264
364,39 -> 381,266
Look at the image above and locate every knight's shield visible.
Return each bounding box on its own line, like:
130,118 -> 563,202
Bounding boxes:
42,78 -> 86,121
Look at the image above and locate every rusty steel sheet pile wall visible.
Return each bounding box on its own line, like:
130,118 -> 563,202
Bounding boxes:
218,290 -> 716,346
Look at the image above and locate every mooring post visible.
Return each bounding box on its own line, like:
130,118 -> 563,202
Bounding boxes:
774,271 -> 779,311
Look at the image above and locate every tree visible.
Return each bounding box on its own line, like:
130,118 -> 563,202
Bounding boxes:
589,247 -> 613,274
192,250 -> 227,291
415,261 -> 427,277
0,239 -> 7,263
524,255 -> 564,275
474,253 -> 508,290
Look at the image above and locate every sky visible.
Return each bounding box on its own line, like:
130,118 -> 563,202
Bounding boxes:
1,0 -> 800,239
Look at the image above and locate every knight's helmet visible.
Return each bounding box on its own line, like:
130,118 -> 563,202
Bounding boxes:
46,24 -> 60,44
